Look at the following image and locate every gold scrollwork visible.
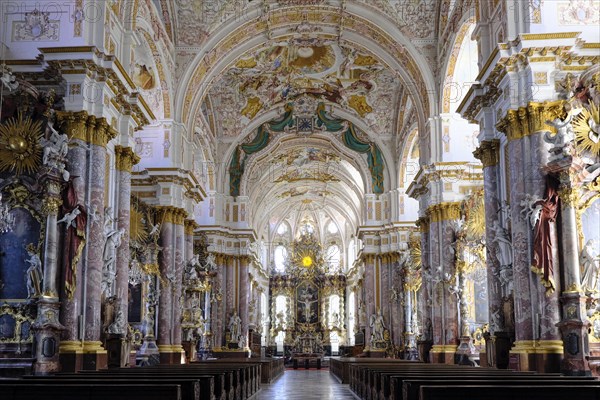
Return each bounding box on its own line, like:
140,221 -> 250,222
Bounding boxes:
0,303 -> 35,344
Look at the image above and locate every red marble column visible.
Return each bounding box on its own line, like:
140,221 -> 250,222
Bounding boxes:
171,212 -> 186,356
81,117 -> 114,370
157,208 -> 175,363
57,112 -> 89,372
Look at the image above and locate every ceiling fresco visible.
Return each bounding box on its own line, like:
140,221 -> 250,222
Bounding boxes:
202,38 -> 401,138
173,1 -> 439,47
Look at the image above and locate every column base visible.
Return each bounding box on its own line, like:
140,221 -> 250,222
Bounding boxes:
82,341 -> 108,370
430,345 -> 457,364
158,345 -> 184,364
508,340 -> 563,372
59,341 -> 84,372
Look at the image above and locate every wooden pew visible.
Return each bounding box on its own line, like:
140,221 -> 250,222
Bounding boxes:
419,385 -> 600,400
69,369 -> 224,400
403,378 -> 600,400
15,376 -> 211,400
0,383 -> 182,400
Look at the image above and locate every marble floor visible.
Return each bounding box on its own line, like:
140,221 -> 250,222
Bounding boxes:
250,370 -> 357,400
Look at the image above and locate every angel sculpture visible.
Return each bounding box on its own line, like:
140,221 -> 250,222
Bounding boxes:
520,194 -> 543,228
57,206 -> 81,229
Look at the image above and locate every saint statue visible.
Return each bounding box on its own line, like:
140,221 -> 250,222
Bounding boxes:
491,220 -> 513,267
229,311 -> 242,343
107,310 -> 126,335
370,308 -> 386,343
25,244 -> 42,298
581,240 -> 600,293
102,228 -> 125,297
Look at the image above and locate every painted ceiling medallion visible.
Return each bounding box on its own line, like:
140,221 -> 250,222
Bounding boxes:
0,114 -> 43,175
573,102 -> 600,156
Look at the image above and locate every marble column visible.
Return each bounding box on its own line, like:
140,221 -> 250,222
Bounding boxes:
109,146 -> 139,367
33,176 -> 65,375
550,160 -> 591,376
226,255 -> 235,337
171,210 -> 186,357
363,255 -> 375,349
498,105 -> 563,372
81,117 -> 114,370
428,203 -> 461,364
157,207 -> 175,363
239,256 -> 250,346
416,218 -> 433,362
212,254 -> 225,348
56,111 -> 89,371
474,139 -> 512,368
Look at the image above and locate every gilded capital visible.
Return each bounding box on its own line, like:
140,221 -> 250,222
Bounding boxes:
426,202 -> 462,222
42,197 -> 63,216
115,145 -> 141,172
415,216 -> 430,233
473,139 -> 500,168
184,219 -> 198,235
56,110 -> 89,142
87,116 -> 117,147
496,101 -> 566,141
155,206 -> 187,225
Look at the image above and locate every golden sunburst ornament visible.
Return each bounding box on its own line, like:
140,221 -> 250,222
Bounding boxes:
0,113 -> 43,175
573,102 -> 600,156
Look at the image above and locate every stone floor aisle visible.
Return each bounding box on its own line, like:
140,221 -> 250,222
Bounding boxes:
251,370 -> 356,400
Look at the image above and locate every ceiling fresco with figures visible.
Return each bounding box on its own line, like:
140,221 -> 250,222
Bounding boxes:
202,38 -> 401,139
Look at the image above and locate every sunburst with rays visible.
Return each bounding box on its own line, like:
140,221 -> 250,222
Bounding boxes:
129,206 -> 148,242
0,113 -> 43,175
464,190 -> 486,239
573,101 -> 600,156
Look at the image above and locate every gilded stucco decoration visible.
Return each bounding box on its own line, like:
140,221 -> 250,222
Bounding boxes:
204,40 -> 400,138
0,114 -> 43,175
573,101 -> 600,156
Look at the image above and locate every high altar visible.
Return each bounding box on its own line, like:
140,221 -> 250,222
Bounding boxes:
269,225 -> 347,364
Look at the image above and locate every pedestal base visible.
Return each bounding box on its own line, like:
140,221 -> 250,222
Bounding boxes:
137,336 -> 160,366
82,341 -> 107,370
430,345 -> 457,364
182,341 -> 197,363
455,336 -> 479,366
106,335 -> 131,368
158,345 -> 184,364
508,340 -> 563,372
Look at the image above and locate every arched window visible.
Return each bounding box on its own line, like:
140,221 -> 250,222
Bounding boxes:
274,245 -> 287,273
348,239 -> 356,266
327,221 -> 338,234
327,244 -> 341,272
348,292 -> 355,346
300,222 -> 314,235
276,223 -> 288,235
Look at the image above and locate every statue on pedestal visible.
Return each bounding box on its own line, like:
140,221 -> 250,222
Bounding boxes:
25,244 -> 42,298
581,240 -> 600,293
229,311 -> 242,343
102,228 -> 125,297
370,308 -> 386,343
